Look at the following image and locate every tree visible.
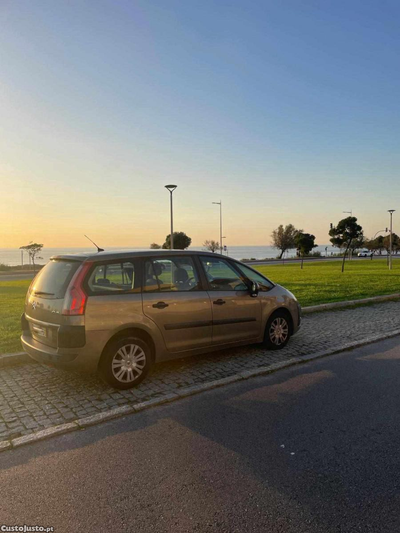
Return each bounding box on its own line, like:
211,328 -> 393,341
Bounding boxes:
162,232 -> 192,250
295,232 -> 317,269
150,243 -> 161,249
19,242 -> 43,272
203,240 -> 219,253
329,217 -> 363,272
271,224 -> 301,259
395,235 -> 400,255
349,235 -> 365,258
383,233 -> 400,255
349,235 -> 365,251
365,235 -> 385,256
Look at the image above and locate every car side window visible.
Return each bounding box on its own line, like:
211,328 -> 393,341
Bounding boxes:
200,256 -> 247,291
143,257 -> 201,292
87,261 -> 140,294
235,263 -> 274,291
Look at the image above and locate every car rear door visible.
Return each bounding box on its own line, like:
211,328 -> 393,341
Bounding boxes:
199,255 -> 262,345
142,255 -> 212,353
84,258 -> 143,335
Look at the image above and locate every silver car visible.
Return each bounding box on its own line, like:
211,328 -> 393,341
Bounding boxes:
21,250 -> 301,389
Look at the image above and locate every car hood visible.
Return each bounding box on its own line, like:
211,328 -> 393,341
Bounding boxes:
274,284 -> 298,303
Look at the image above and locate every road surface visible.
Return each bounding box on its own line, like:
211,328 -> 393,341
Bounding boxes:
245,255 -> 397,266
2,336 -> 400,532
0,272 -> 36,281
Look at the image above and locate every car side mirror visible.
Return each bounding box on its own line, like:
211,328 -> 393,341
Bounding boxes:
249,281 -> 259,297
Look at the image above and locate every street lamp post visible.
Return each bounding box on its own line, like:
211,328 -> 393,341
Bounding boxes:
165,185 -> 177,249
212,201 -> 223,254
222,236 -> 227,255
388,210 -> 395,270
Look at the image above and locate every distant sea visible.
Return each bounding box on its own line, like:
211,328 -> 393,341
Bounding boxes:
1,245 -> 337,266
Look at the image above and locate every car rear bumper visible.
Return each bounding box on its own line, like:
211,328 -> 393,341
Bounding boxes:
21,334 -> 98,373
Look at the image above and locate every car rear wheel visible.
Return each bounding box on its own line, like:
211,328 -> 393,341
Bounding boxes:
264,311 -> 291,350
99,337 -> 152,389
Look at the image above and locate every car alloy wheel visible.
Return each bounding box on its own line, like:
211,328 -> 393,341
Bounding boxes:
269,317 -> 289,346
99,336 -> 152,389
264,311 -> 292,350
112,343 -> 146,384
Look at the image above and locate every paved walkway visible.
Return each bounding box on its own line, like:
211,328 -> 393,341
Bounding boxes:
1,301 -> 400,442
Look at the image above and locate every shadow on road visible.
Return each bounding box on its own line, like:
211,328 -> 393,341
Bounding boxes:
2,336 -> 400,531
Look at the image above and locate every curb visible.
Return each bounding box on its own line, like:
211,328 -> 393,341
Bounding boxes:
1,327 -> 400,453
302,293 -> 400,314
0,352 -> 32,368
1,293 -> 400,369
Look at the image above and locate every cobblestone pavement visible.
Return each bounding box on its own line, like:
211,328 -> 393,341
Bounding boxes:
1,301 -> 400,442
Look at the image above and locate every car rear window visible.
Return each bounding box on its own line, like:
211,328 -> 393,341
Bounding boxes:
30,260 -> 81,299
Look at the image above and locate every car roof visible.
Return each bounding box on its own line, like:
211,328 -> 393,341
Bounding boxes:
50,249 -> 238,264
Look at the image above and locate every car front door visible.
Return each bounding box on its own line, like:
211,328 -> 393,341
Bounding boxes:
199,255 -> 262,345
142,255 -> 212,353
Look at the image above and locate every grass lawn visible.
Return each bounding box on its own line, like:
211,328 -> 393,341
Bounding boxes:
0,279 -> 30,355
1,259 -> 399,355
254,258 -> 400,307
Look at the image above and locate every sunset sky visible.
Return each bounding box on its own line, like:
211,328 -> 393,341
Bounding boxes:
1,0 -> 400,248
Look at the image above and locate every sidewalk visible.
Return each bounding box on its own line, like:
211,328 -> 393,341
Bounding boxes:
1,300 -> 400,444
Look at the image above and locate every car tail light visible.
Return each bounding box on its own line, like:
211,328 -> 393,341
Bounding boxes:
62,262 -> 93,316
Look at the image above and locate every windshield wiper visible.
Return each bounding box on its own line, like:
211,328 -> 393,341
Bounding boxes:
33,291 -> 55,296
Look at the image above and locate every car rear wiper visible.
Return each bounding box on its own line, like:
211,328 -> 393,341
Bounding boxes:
33,291 -> 55,296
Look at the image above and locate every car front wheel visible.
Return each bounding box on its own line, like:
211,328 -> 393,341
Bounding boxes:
264,311 -> 292,350
99,336 -> 152,389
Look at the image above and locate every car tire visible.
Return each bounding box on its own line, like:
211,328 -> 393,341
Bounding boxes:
99,336 -> 153,390
263,311 -> 292,350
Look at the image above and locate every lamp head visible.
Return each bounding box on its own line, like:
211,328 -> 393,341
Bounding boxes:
388,209 -> 396,214
165,184 -> 177,193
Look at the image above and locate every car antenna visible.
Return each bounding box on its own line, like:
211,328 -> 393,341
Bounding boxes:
84,235 -> 105,253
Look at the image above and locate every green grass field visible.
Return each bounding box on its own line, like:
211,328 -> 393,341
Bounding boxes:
0,279 -> 30,355
1,259 -> 399,355
255,259 -> 400,306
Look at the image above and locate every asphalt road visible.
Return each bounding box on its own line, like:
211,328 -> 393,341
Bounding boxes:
2,336 -> 400,532
0,272 -> 36,281
245,255 -> 396,266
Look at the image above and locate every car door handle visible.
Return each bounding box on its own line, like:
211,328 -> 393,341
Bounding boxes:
213,299 -> 226,305
152,301 -> 169,309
